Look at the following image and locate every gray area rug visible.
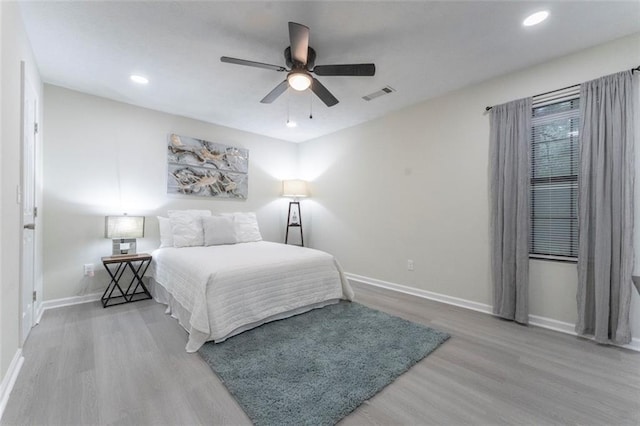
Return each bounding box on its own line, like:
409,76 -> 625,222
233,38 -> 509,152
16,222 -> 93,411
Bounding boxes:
198,301 -> 450,426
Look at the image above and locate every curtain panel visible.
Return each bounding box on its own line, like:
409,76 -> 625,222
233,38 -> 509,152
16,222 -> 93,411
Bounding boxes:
576,71 -> 635,345
489,98 -> 532,324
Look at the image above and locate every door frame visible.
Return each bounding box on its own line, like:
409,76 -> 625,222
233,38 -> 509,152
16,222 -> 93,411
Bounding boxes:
19,61 -> 39,345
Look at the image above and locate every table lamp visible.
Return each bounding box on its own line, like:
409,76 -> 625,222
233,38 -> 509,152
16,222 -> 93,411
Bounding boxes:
105,215 -> 145,256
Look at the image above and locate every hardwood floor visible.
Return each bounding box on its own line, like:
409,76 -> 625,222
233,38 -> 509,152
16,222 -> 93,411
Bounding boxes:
3,282 -> 639,425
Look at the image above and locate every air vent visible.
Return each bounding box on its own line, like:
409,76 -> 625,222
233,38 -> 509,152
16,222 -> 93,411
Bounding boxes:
362,86 -> 395,101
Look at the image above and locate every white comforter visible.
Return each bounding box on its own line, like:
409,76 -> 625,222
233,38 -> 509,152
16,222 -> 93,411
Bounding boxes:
150,241 -> 354,351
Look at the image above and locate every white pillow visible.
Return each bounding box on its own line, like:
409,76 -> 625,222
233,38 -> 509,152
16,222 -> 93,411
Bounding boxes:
157,216 -> 173,248
203,215 -> 237,246
167,209 -> 211,248
233,212 -> 262,243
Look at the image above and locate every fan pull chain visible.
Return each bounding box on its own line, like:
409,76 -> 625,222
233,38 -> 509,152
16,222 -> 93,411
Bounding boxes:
309,90 -> 313,119
285,88 -> 297,128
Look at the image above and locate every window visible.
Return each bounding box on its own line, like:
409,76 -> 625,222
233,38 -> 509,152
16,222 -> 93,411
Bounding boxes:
530,94 -> 580,260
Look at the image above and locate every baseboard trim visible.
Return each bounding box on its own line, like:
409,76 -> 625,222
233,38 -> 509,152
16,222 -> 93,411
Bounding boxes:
345,273 -> 493,315
345,272 -> 640,352
527,314 -> 640,352
35,302 -> 44,325
0,350 -> 24,421
623,338 -> 640,352
40,292 -> 102,316
528,314 -> 575,334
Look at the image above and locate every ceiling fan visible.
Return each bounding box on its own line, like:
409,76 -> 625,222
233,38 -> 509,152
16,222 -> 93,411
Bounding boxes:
220,22 -> 375,107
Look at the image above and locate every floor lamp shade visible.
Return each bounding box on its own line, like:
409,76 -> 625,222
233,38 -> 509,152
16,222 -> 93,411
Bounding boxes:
282,179 -> 309,198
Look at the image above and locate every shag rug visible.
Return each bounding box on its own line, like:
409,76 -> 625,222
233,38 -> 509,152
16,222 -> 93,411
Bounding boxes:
198,301 -> 450,426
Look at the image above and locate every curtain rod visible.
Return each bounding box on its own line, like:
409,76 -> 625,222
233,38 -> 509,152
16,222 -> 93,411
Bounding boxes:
484,65 -> 640,112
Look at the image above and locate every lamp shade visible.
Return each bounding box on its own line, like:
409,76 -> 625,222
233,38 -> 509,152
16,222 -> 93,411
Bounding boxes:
282,180 -> 309,198
105,215 -> 145,238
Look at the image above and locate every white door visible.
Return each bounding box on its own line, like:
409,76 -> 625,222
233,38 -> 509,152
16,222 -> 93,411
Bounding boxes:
21,64 -> 38,344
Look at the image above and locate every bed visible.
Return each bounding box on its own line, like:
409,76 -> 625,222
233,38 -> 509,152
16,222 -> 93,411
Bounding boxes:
149,241 -> 354,352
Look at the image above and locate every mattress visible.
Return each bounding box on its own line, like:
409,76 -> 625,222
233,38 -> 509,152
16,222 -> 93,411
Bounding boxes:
150,241 -> 354,352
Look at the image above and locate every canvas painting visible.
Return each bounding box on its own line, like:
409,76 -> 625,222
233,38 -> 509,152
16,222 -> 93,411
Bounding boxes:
167,133 -> 249,198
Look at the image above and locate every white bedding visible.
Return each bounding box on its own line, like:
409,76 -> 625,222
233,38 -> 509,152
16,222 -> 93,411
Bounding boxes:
150,241 -> 354,352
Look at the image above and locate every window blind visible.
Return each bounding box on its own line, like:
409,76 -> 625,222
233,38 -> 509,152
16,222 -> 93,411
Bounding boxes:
530,93 -> 580,260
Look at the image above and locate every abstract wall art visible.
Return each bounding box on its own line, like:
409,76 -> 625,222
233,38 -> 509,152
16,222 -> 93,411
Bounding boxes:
167,133 -> 249,199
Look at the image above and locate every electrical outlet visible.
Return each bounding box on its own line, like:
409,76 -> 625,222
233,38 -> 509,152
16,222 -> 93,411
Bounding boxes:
83,263 -> 94,277
407,259 -> 414,271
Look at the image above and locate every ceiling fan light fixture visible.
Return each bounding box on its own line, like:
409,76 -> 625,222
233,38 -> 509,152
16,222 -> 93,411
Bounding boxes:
221,22 -> 374,107
288,72 -> 312,91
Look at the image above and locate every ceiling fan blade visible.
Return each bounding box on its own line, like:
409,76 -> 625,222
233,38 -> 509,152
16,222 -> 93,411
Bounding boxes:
221,56 -> 286,72
260,80 -> 289,104
313,64 -> 376,76
311,78 -> 338,107
288,22 -> 309,65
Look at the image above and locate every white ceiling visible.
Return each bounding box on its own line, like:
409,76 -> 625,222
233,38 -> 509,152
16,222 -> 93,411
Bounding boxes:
19,1 -> 640,143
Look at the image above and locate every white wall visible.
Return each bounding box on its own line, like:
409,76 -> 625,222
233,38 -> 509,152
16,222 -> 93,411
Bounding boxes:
43,85 -> 298,301
299,33 -> 640,340
1,2 -> 43,379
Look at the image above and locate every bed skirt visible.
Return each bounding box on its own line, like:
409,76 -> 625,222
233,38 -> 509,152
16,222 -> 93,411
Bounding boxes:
147,277 -> 341,352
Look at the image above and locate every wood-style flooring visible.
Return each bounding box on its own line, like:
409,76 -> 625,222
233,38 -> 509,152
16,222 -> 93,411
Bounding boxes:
2,282 -> 639,425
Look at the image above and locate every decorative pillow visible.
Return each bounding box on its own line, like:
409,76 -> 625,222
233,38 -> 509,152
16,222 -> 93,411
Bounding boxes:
157,216 -> 173,248
233,212 -> 262,243
203,215 -> 237,246
167,209 -> 212,248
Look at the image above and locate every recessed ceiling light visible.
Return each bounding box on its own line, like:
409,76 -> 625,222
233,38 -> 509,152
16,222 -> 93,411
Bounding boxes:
130,75 -> 149,84
523,11 -> 549,27
286,120 -> 297,128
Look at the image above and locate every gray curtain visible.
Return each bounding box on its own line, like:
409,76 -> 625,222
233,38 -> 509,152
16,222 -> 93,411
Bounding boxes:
489,98 -> 532,324
576,71 -> 635,345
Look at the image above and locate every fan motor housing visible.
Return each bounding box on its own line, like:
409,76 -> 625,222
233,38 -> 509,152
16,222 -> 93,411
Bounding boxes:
285,46 -> 316,70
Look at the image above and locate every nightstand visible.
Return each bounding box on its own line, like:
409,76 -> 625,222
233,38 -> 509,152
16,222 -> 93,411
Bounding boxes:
101,253 -> 152,308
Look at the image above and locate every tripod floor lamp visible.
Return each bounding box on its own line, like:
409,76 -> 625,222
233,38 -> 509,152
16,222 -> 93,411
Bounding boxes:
282,179 -> 309,246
